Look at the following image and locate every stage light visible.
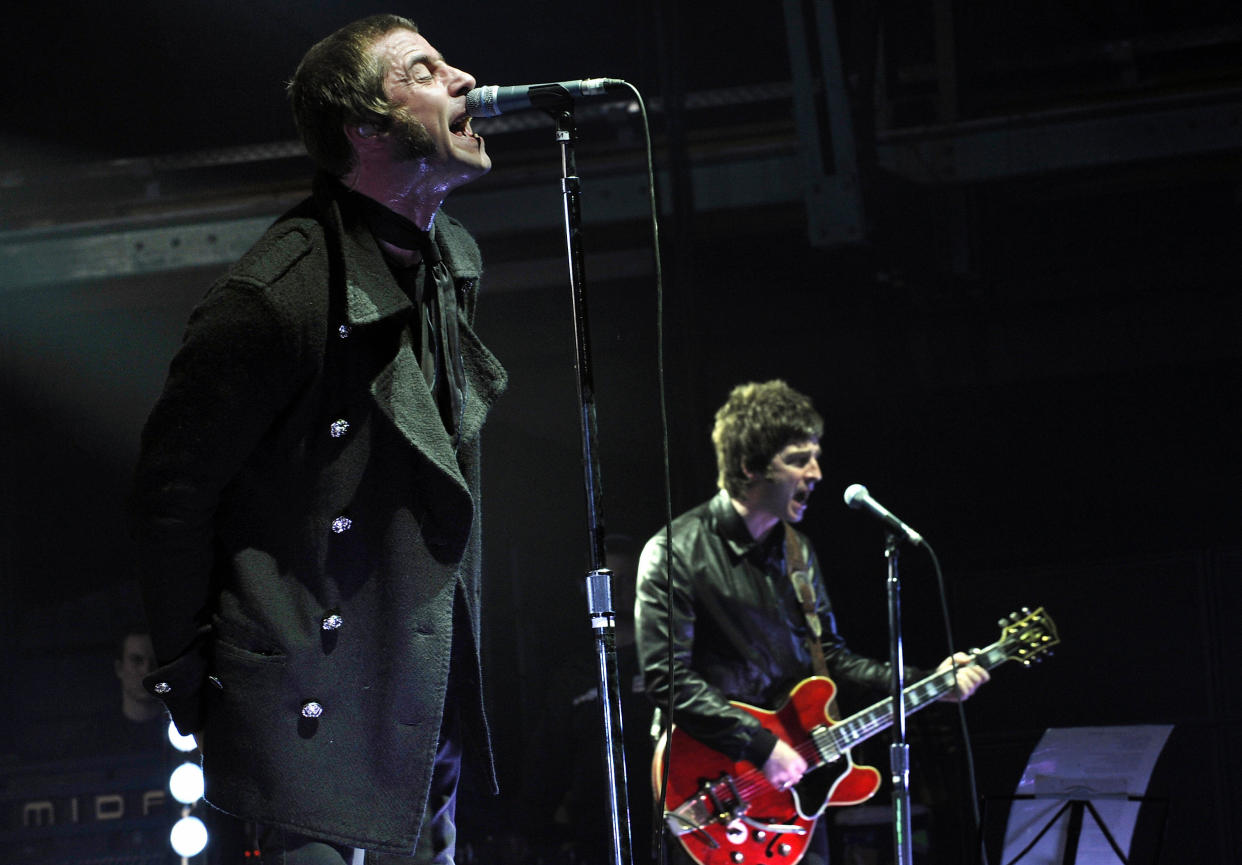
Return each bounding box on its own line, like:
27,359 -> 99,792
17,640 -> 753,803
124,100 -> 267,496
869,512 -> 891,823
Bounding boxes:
170,762 -> 205,804
168,720 -> 198,753
170,815 -> 209,857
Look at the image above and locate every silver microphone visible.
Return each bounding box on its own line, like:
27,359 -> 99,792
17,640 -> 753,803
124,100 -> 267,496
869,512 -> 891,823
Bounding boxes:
843,484 -> 924,546
465,78 -> 627,117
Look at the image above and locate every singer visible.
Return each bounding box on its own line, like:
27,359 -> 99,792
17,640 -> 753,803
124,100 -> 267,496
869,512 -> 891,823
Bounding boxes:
130,14 -> 507,865
635,380 -> 988,865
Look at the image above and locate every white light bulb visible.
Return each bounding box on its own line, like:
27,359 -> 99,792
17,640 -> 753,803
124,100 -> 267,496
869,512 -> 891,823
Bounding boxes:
168,721 -> 198,753
170,815 -> 209,857
169,762 -> 205,804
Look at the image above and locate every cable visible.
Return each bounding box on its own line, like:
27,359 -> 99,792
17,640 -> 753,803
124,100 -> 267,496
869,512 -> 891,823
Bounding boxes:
924,540 -> 989,865
617,80 -> 675,865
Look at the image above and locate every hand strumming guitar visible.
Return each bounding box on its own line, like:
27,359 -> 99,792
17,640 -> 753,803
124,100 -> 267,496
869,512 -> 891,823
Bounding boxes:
762,737 -> 808,790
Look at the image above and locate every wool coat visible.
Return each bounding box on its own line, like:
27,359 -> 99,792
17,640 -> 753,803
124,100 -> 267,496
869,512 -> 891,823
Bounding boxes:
130,176 -> 508,854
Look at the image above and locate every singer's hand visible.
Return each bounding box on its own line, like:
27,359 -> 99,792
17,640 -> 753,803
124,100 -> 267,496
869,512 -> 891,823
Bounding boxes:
762,738 -> 807,791
936,652 -> 989,702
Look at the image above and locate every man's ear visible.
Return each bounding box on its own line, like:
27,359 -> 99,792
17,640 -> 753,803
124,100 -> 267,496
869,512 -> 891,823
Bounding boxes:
344,122 -> 380,147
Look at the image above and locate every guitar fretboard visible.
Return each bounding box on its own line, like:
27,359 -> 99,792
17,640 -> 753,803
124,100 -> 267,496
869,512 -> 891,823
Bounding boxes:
809,638 -> 1012,762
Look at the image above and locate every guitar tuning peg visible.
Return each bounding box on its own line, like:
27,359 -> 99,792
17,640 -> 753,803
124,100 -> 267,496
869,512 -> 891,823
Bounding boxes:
997,618 -> 1009,628
1009,612 -> 1022,622
1021,606 -> 1030,614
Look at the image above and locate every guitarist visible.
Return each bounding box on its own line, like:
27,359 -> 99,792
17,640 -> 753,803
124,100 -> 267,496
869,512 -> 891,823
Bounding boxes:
634,380 -> 989,865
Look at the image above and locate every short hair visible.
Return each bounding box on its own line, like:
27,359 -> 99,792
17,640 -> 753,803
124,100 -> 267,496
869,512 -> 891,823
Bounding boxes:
286,14 -> 419,176
712,380 -> 824,499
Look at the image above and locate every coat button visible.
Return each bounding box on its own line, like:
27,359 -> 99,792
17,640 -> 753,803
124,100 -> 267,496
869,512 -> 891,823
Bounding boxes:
337,324 -> 352,339
301,701 -> 324,719
329,419 -> 350,438
322,613 -> 344,631
331,516 -> 353,534
153,681 -> 172,695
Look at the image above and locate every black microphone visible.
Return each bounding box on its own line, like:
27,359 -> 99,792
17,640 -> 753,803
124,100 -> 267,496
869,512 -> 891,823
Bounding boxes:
465,79 -> 627,117
843,484 -> 924,546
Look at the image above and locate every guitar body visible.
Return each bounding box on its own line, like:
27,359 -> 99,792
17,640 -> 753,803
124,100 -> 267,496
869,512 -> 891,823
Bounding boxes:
652,607 -> 1059,865
654,677 -> 881,865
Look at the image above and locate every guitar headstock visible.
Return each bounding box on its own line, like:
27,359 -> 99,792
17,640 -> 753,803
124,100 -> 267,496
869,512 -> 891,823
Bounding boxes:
996,606 -> 1059,666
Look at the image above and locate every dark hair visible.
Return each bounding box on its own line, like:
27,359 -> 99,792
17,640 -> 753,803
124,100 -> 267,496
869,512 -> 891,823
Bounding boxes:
711,380 -> 823,499
286,14 -> 419,176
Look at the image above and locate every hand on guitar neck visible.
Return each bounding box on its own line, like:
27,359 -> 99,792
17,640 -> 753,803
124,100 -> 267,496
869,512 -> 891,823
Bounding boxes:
761,651 -> 985,790
934,651 -> 990,702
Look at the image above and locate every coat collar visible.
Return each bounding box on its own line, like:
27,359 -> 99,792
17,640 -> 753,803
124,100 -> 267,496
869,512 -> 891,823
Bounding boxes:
312,175 -> 483,328
316,176 -> 507,494
710,489 -> 784,562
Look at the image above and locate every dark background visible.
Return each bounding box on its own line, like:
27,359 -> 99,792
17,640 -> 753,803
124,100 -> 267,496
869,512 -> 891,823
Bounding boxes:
2,1 -> 1240,863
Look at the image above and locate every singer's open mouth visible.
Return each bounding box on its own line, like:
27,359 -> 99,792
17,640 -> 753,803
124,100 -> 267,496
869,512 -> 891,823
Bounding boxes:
450,114 -> 475,139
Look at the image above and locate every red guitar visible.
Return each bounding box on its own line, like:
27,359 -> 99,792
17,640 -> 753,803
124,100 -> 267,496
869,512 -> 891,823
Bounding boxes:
652,607 -> 1059,865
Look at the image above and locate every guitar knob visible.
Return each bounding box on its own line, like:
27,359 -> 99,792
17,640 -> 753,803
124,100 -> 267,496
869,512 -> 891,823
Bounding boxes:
778,844 -> 793,856
753,830 -> 767,842
731,853 -> 745,863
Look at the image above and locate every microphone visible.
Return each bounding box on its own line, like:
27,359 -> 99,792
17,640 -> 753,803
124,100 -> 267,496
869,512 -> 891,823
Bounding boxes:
465,79 -> 627,117
843,484 -> 924,546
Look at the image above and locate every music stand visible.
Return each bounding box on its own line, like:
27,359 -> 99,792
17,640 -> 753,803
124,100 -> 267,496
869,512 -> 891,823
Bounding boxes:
985,792 -> 1167,865
987,725 -> 1172,865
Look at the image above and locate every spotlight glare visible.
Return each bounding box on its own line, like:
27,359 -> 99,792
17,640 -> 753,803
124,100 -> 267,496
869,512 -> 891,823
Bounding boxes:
170,815 -> 209,857
169,762 -> 205,804
168,720 -> 198,753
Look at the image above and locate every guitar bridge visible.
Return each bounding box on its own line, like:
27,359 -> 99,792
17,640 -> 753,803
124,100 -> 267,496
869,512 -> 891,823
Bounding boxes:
665,775 -> 749,841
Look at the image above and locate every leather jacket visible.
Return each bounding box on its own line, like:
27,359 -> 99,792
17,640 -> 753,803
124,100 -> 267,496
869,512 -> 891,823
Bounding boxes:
635,491 -> 905,766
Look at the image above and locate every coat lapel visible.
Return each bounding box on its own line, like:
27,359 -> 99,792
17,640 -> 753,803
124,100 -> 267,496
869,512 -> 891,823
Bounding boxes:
330,193 -> 505,499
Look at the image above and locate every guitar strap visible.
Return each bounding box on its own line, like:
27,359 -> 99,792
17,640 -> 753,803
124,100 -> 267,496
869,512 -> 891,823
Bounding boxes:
784,523 -> 839,719
784,522 -> 827,677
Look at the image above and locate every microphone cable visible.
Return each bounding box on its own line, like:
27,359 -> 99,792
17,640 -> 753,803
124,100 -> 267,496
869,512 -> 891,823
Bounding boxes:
924,540 -> 989,865
615,80 -> 678,865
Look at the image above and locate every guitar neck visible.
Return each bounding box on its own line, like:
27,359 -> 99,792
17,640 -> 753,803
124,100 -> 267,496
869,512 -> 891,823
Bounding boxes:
818,639 -> 1011,758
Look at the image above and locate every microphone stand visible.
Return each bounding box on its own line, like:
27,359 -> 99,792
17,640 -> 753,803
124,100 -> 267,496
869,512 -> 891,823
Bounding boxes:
885,530 -> 914,865
544,101 -> 635,865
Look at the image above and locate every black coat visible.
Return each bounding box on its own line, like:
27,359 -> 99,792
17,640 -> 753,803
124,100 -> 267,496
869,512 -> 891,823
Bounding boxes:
131,177 -> 507,853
